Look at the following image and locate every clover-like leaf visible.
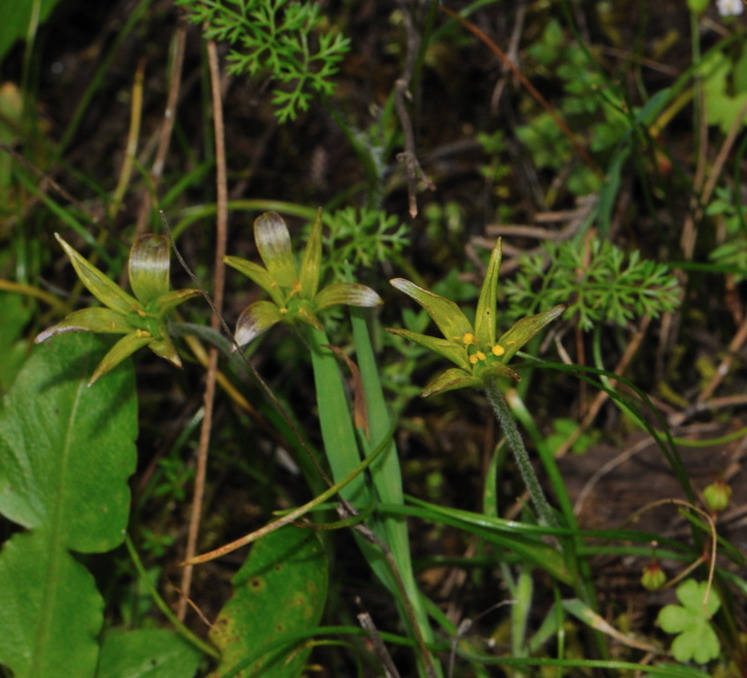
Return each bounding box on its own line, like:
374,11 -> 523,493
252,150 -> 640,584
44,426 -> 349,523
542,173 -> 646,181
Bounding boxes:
657,579 -> 721,664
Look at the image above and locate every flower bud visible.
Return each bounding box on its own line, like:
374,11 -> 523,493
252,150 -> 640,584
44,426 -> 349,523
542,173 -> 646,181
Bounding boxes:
703,479 -> 732,513
641,561 -> 666,591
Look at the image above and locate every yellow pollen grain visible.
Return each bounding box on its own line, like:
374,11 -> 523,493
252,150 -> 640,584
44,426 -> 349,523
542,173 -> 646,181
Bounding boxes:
462,332 -> 475,345
279,307 -> 288,315
492,344 -> 505,356
135,329 -> 151,338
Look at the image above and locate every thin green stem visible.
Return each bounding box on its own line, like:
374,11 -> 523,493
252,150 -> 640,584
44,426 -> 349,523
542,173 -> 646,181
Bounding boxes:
484,379 -> 558,528
124,535 -> 220,660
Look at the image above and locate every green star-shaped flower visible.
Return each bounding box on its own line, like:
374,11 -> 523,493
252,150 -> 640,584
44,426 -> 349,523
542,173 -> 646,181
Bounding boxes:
387,238 -> 566,397
225,211 -> 382,346
36,233 -> 200,385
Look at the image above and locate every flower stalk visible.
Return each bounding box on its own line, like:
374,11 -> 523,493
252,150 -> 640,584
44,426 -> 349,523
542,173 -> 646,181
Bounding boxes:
484,378 -> 558,527
388,237 -> 566,526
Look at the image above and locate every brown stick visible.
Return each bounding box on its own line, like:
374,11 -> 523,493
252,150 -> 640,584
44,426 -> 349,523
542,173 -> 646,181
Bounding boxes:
178,38 -> 229,621
394,1 -> 435,218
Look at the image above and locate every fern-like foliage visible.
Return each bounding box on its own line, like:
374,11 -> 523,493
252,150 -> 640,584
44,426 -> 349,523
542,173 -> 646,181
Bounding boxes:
503,239 -> 681,330
319,207 -> 409,280
177,0 -> 350,123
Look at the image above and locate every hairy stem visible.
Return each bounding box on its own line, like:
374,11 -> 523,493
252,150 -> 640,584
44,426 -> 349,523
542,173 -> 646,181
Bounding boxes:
484,379 -> 558,528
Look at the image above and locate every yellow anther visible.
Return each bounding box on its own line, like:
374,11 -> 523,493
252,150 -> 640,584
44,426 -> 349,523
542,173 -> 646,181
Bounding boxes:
279,307 -> 288,315
469,351 -> 486,364
462,332 -> 475,345
135,329 -> 151,338
492,344 -> 505,356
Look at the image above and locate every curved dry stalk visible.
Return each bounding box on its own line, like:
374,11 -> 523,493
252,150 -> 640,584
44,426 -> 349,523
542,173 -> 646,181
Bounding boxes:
626,498 -> 718,604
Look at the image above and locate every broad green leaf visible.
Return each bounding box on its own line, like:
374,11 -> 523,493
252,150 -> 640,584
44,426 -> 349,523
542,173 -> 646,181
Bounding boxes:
0,0 -> 63,62
209,525 -> 328,678
0,332 -> 137,546
0,333 -> 137,677
97,629 -> 202,678
0,531 -> 103,678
